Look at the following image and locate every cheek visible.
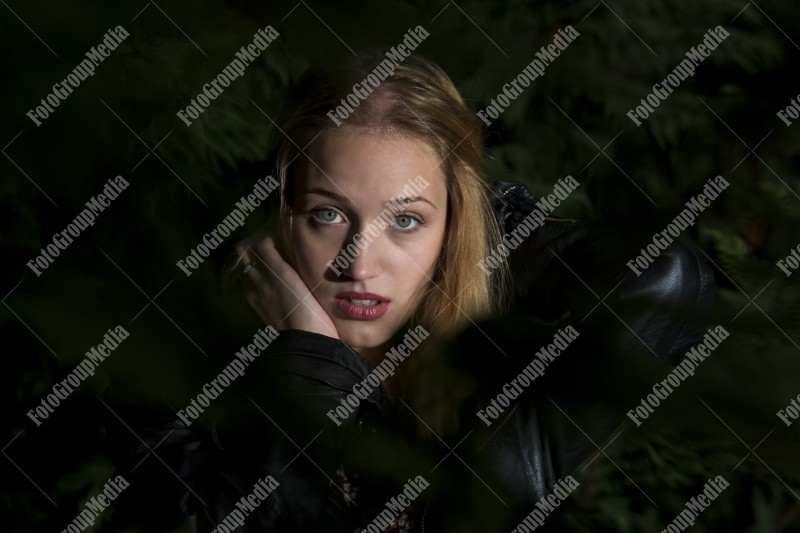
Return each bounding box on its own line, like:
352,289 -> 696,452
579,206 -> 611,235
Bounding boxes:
393,225 -> 446,285
291,226 -> 332,285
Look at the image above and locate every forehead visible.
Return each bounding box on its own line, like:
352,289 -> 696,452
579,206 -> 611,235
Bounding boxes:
297,128 -> 447,205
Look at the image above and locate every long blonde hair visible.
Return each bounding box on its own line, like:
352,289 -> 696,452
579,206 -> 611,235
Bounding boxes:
273,52 -> 511,340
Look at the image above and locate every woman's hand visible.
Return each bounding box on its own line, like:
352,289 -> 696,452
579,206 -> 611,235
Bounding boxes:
235,235 -> 339,339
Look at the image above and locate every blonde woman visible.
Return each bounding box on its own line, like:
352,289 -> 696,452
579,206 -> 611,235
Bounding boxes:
107,52 -> 715,532
235,53 -> 511,398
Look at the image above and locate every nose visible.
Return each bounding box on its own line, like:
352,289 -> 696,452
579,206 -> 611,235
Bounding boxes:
341,229 -> 382,281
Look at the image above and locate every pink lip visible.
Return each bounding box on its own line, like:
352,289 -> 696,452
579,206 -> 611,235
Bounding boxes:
335,291 -> 390,320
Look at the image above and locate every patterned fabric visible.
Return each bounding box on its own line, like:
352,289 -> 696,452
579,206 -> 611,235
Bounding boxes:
328,464 -> 420,532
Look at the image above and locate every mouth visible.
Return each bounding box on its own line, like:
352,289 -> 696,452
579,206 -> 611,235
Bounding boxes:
335,292 -> 390,320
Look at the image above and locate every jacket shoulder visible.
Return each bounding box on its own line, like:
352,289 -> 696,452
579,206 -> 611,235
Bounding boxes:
490,179 -> 716,364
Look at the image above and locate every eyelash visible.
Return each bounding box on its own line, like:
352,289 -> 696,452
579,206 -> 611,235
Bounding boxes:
309,206 -> 424,233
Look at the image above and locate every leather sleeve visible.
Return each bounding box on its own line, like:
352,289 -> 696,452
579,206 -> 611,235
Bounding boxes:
102,330 -> 375,533
467,180 -> 717,506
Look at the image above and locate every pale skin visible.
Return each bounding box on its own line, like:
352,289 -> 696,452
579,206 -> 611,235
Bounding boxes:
236,127 -> 448,369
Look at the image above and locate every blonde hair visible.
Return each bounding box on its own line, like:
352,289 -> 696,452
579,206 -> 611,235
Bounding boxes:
273,52 -> 511,340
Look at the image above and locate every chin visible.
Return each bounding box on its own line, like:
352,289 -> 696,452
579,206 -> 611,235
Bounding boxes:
336,322 -> 390,352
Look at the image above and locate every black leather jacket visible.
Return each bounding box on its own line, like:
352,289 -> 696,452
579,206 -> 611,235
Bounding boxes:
104,181 -> 716,532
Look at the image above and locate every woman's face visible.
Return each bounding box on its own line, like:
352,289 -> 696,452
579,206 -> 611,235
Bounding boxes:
290,127 -> 448,357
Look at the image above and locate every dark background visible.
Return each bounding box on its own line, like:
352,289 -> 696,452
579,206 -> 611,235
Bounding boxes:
2,0 -> 799,531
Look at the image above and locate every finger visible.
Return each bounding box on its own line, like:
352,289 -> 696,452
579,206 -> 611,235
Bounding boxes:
233,242 -> 249,263
253,235 -> 283,269
240,260 -> 277,328
233,232 -> 267,268
243,240 -> 302,308
237,242 -> 273,303
251,237 -> 305,296
241,259 -> 265,286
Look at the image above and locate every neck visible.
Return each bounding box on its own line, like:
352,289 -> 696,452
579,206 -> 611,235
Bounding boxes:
358,343 -> 388,368
357,341 -> 406,400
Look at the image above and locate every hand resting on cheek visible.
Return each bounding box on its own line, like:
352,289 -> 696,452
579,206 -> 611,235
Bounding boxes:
234,235 -> 339,340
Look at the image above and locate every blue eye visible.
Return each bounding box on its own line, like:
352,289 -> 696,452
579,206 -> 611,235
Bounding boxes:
312,208 -> 343,224
392,214 -> 421,231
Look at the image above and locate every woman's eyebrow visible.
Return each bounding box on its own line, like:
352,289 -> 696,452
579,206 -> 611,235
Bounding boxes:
303,188 -> 437,209
302,188 -> 350,203
392,195 -> 437,210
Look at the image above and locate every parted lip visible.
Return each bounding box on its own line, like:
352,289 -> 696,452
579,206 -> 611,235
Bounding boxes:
335,291 -> 390,302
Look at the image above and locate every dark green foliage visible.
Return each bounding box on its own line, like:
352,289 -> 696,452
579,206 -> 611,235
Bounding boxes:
2,0 -> 798,531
